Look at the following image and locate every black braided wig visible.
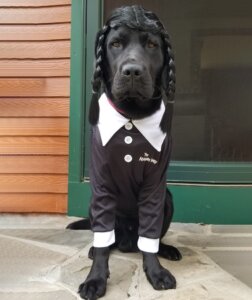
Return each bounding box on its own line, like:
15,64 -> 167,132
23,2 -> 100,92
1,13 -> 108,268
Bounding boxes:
89,5 -> 175,134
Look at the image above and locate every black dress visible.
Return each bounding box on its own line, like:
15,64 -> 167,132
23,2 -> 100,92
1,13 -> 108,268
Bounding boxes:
89,94 -> 172,253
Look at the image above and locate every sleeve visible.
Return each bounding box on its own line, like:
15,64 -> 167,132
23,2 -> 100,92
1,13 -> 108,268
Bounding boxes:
89,127 -> 117,247
137,136 -> 172,245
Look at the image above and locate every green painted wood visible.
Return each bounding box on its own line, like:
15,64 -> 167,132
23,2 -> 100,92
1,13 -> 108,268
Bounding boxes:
69,181 -> 252,224
171,184 -> 252,224
68,0 -> 86,183
68,0 -> 102,215
84,0 -> 102,176
68,182 -> 91,216
169,161 -> 252,183
68,0 -> 87,214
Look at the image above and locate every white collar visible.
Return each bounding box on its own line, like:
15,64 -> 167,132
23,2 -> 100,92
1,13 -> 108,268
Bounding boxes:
97,93 -> 166,152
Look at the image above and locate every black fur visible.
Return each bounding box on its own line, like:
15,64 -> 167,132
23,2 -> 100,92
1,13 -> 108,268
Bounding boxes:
88,5 -> 176,134
78,247 -> 110,300
68,5 -> 181,300
69,193 -> 181,300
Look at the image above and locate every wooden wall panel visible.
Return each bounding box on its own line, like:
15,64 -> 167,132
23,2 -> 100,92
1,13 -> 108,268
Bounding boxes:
0,194 -> 67,213
0,98 -> 69,117
0,60 -> 70,77
0,137 -> 68,155
0,156 -> 68,174
0,175 -> 68,193
0,118 -> 69,136
0,78 -> 70,97
0,24 -> 70,41
0,41 -> 70,59
0,0 -> 71,7
0,0 -> 71,213
0,6 -> 71,24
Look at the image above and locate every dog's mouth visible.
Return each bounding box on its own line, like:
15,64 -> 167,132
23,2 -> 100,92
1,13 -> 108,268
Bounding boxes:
107,69 -> 163,119
106,87 -> 162,119
117,92 -> 152,108
127,97 -> 151,108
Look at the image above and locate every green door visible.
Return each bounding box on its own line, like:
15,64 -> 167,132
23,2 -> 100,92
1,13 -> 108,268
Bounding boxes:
68,0 -> 252,224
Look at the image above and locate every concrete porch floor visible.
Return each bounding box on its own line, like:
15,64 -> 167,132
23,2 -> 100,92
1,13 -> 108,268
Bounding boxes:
0,214 -> 252,300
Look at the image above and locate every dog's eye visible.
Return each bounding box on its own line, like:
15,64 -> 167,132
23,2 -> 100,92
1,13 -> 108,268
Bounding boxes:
147,41 -> 158,48
111,41 -> 122,48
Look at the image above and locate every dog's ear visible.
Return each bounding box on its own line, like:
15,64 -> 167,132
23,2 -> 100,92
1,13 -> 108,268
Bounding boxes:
89,93 -> 100,126
160,100 -> 174,134
89,26 -> 109,125
160,35 -> 175,134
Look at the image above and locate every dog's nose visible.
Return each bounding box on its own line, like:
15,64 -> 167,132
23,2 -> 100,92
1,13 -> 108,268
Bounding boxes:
121,64 -> 143,78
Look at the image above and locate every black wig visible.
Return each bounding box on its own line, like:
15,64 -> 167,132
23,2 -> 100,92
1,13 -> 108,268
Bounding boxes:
89,5 -> 175,134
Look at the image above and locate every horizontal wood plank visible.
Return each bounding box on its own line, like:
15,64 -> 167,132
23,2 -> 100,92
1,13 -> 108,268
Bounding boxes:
0,78 -> 70,97
0,59 -> 70,77
0,24 -> 70,41
0,193 -> 67,213
0,137 -> 68,155
0,41 -> 70,59
0,0 -> 71,7
0,6 -> 71,24
0,118 -> 69,136
0,0 -> 71,214
0,155 -> 68,174
0,98 -> 69,117
0,174 -> 68,193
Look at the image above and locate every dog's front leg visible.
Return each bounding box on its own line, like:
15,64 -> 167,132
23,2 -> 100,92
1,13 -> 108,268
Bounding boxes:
79,247 -> 110,300
142,251 -> 176,290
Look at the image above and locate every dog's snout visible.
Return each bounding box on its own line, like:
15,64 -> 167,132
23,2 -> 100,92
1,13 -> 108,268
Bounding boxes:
122,64 -> 143,78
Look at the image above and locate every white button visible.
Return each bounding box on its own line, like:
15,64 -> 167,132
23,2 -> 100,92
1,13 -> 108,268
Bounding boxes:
124,154 -> 133,163
125,122 -> 133,130
124,136 -> 133,144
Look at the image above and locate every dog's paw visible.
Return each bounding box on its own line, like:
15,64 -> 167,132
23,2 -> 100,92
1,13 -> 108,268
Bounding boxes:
158,243 -> 182,261
78,276 -> 107,300
143,252 -> 176,290
145,265 -> 176,290
79,247 -> 110,299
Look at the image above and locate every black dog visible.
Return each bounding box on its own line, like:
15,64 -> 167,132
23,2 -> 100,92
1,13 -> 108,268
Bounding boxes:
68,5 -> 181,300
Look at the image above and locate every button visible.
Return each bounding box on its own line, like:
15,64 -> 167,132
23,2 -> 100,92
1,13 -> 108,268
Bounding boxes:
125,122 -> 133,130
124,136 -> 133,144
124,154 -> 133,163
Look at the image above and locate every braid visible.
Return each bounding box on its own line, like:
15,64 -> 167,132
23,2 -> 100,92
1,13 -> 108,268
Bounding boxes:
89,25 -> 109,125
160,32 -> 176,133
164,35 -> 176,101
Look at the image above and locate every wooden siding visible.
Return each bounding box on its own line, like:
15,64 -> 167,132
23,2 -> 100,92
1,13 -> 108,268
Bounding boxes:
0,0 -> 71,213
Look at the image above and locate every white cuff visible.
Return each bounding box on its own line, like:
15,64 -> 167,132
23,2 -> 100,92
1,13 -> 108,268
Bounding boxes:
93,230 -> 115,248
137,236 -> 159,253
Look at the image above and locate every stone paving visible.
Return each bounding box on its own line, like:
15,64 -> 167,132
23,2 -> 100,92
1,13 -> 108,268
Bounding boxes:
0,214 -> 252,300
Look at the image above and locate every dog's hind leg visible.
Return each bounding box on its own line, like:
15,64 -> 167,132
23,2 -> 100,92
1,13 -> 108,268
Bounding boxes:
78,247 -> 110,300
158,189 -> 182,261
66,218 -> 91,230
158,243 -> 182,261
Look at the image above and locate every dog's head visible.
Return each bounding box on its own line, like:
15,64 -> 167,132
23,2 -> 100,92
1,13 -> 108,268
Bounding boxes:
89,5 -> 175,133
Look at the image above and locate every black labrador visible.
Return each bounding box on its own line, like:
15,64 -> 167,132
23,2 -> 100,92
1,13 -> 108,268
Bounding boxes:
68,5 -> 181,300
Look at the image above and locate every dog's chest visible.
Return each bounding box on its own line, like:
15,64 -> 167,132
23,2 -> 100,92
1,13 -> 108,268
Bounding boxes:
90,123 -> 170,212
115,125 -> 159,165
93,123 -> 166,180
